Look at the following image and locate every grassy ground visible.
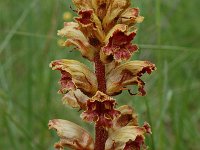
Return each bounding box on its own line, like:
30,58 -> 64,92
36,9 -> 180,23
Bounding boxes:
0,0 -> 199,149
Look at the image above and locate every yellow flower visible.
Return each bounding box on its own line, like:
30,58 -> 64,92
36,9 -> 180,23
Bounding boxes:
57,39 -> 65,47
62,11 -> 72,21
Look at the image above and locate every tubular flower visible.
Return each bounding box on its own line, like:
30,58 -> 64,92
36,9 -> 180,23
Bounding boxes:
101,24 -> 138,63
105,105 -> 151,150
49,0 -> 155,149
75,9 -> 105,45
50,59 -> 98,96
106,61 -> 156,96
57,22 -> 96,61
48,119 -> 94,150
91,0 -> 111,21
81,91 -> 120,127
105,125 -> 150,150
102,0 -> 131,32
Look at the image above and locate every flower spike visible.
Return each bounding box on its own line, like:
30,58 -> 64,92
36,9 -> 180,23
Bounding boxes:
49,0 -> 156,149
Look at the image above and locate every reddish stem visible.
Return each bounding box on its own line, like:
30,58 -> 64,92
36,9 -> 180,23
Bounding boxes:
94,53 -> 108,150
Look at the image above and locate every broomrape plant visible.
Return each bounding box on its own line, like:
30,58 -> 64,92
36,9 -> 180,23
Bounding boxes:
48,0 -> 156,149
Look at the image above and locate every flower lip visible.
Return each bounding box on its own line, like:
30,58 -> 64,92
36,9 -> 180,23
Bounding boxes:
101,24 -> 138,62
59,71 -> 76,94
75,9 -> 93,25
81,91 -> 120,127
102,30 -> 137,62
111,31 -> 136,46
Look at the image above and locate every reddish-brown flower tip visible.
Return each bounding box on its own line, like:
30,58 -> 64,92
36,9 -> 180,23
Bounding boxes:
123,135 -> 146,150
59,71 -> 76,94
122,124 -> 151,150
101,24 -> 138,63
75,9 -> 93,25
118,7 -> 144,26
102,31 -> 137,62
143,122 -> 152,134
81,91 -> 120,127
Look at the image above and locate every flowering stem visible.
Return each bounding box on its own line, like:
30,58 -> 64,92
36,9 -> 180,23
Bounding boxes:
94,53 -> 106,93
94,53 -> 108,150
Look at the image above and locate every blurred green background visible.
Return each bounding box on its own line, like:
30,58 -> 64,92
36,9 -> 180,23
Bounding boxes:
0,0 -> 199,149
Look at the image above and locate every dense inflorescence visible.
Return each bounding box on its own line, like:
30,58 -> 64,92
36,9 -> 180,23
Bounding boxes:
48,0 -> 156,150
